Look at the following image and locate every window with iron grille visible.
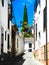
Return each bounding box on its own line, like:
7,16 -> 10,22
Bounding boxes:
43,6 -> 47,31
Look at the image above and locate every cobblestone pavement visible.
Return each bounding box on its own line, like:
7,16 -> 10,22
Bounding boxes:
0,52 -> 44,65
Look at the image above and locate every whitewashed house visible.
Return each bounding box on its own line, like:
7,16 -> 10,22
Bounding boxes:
34,0 -> 49,65
11,24 -> 24,57
24,38 -> 34,52
15,33 -> 24,56
34,0 -> 46,61
0,0 -> 8,56
0,0 -> 12,59
7,0 -> 12,53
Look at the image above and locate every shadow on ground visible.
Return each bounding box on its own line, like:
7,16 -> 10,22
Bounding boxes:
0,53 -> 25,65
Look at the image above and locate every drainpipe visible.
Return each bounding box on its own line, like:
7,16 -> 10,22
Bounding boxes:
46,0 -> 48,65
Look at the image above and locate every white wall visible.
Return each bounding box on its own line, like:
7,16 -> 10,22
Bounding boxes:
35,0 -> 46,50
24,38 -> 34,52
24,42 -> 34,52
47,0 -> 49,43
0,0 -> 8,54
32,29 -> 34,34
15,33 -> 24,56
25,43 -> 29,52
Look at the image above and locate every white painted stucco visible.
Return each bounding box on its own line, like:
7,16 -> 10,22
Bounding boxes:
15,33 -> 24,56
34,0 -> 46,60
34,0 -> 46,50
24,38 -> 34,52
47,0 -> 49,43
0,0 -> 8,54
0,0 -> 12,55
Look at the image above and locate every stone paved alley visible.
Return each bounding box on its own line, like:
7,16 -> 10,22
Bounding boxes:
0,52 -> 44,65
22,52 -> 44,65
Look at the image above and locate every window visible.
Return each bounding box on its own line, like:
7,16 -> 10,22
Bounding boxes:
5,31 -> 6,40
43,6 -> 47,31
36,24 -> 37,40
8,4 -> 12,20
29,43 -> 32,48
8,34 -> 9,49
1,33 -> 4,54
2,0 -> 4,7
8,20 -> 10,29
28,49 -> 32,52
17,39 -> 18,48
39,32 -> 40,38
39,11 -> 40,14
8,5 -> 11,15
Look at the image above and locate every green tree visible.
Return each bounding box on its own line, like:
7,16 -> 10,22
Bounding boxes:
23,4 -> 28,23
21,4 -> 30,36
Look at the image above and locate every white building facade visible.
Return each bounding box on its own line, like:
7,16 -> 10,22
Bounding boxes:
11,24 -> 24,56
0,0 -> 8,55
15,33 -> 24,56
0,0 -> 12,59
24,38 -> 34,52
34,0 -> 49,65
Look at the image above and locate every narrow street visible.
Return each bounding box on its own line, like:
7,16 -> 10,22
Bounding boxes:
0,52 -> 44,65
23,52 -> 44,65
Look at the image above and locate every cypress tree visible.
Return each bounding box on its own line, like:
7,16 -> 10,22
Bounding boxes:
21,4 -> 30,37
23,4 -> 28,23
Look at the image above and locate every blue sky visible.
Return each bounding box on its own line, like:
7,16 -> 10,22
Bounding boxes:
12,0 -> 35,28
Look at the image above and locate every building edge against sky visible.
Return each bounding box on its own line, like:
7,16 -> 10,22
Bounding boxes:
34,0 -> 49,65
0,0 -> 13,59
0,0 -> 24,60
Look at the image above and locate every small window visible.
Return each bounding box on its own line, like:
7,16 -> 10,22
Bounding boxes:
29,43 -> 32,48
43,6 -> 47,31
39,11 -> 40,14
39,32 -> 40,38
8,34 -> 9,49
5,31 -> 6,40
2,0 -> 4,7
17,39 -> 18,48
28,49 -> 32,52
